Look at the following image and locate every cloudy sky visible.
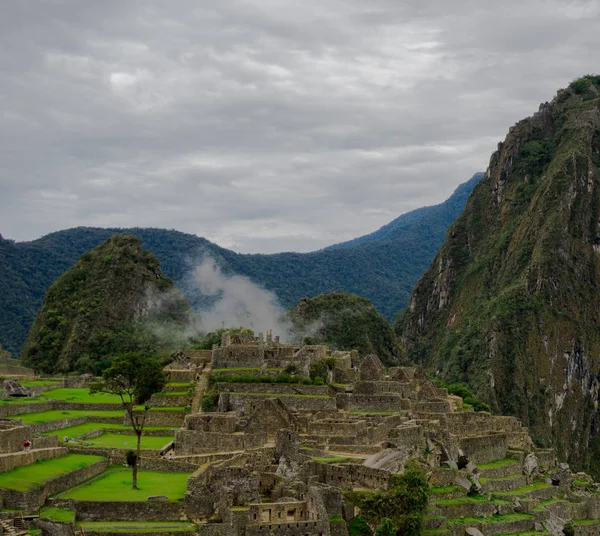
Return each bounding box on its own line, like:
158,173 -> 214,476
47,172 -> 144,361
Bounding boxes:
1,1 -> 598,253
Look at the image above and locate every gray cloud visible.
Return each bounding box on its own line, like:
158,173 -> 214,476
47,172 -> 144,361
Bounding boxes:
0,0 -> 599,252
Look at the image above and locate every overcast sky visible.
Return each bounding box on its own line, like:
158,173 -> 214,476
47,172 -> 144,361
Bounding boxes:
1,1 -> 598,253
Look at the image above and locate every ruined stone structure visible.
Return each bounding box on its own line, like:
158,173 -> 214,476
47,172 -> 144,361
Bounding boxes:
4,330 -> 600,535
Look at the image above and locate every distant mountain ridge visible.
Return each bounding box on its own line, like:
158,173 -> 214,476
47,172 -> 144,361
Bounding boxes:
0,173 -> 482,355
326,173 -> 483,250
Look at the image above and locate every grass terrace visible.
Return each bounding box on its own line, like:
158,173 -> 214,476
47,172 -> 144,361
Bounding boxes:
11,409 -> 124,424
61,467 -> 188,502
19,380 -> 62,387
40,507 -> 76,523
80,433 -> 173,450
76,521 -> 197,533
43,423 -> 174,440
311,456 -> 362,464
0,454 -> 105,492
477,458 -> 520,470
228,392 -> 329,399
41,388 -> 123,404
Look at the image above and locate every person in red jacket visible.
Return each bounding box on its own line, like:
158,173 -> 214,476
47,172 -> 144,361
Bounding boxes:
23,439 -> 31,451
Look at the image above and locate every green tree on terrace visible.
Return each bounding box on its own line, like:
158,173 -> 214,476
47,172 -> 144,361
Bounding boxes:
90,352 -> 167,489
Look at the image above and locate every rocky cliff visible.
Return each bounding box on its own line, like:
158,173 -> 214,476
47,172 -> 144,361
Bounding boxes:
22,234 -> 195,375
400,76 -> 600,475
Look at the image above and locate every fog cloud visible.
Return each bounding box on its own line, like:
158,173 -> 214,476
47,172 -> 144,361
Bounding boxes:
193,258 -> 291,337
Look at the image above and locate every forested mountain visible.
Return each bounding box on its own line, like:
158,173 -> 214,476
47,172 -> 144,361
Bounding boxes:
22,234 -> 194,374
399,76 -> 600,475
287,292 -> 405,365
0,173 -> 481,355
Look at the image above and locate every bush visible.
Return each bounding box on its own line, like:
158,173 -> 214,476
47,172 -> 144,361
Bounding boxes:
344,462 -> 429,536
201,392 -> 218,412
348,517 -> 371,536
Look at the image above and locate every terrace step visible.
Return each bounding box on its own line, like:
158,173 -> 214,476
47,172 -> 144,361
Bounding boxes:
572,519 -> 600,535
481,474 -> 528,493
494,482 -> 557,501
435,496 -> 498,519
76,521 -> 197,536
448,513 -> 536,536
0,454 -> 107,512
423,515 -> 447,530
477,458 -> 522,478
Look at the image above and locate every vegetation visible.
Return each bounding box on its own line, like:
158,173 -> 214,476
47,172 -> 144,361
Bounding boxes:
0,454 -> 104,491
90,352 -> 168,489
432,379 -> 491,412
209,371 -> 323,386
39,507 -> 75,523
79,433 -> 173,450
60,468 -> 188,501
288,292 -> 405,365
10,409 -> 125,424
344,462 -> 429,535
21,234 -> 195,375
0,175 -> 481,356
399,76 -> 600,477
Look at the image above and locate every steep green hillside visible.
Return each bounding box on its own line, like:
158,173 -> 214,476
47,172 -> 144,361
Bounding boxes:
288,292 -> 404,365
22,234 -> 194,374
400,76 -> 600,474
0,174 -> 481,355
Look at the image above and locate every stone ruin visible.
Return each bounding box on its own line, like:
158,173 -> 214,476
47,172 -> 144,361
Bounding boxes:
152,331 -> 600,535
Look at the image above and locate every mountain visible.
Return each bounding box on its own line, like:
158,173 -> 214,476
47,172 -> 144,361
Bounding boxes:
325,173 -> 483,250
22,234 -> 194,375
399,75 -> 600,475
287,292 -> 405,365
0,174 -> 482,356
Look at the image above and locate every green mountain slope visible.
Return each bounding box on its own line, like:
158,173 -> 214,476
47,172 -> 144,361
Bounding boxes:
22,234 -> 194,374
399,76 -> 600,474
287,292 -> 405,365
0,174 -> 481,356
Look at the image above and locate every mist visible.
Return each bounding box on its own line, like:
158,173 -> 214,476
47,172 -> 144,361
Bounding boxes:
193,258 -> 291,339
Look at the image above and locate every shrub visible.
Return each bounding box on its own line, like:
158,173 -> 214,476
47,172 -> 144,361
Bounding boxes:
344,462 -> 429,536
201,392 -> 218,412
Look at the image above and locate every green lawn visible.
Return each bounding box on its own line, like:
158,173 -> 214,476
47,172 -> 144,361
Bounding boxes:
0,454 -> 105,491
76,521 -> 197,532
43,423 -> 174,440
20,380 -> 62,387
167,383 -> 195,388
41,388 -> 123,404
12,409 -> 124,424
61,469 -> 189,501
40,507 -> 75,523
81,433 -> 173,450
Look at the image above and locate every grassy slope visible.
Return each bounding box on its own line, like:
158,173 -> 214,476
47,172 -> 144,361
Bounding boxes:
0,454 -> 105,491
61,468 -> 188,501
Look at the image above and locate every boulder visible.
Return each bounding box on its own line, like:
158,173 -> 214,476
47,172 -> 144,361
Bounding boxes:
465,528 -> 484,536
146,495 -> 168,502
523,453 -> 538,478
2,379 -> 32,397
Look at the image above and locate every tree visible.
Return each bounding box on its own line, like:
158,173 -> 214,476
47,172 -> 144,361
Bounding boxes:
90,352 -> 167,489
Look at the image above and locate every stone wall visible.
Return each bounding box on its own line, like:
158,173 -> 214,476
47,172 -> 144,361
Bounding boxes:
212,347 -> 264,369
0,402 -> 53,418
216,383 -> 329,396
0,445 -> 67,472
149,395 -> 192,408
31,417 -> 88,435
175,430 -> 266,454
308,420 -> 366,438
0,423 -> 30,453
459,433 -> 507,464
311,463 -> 392,490
184,413 -> 237,433
124,410 -> 186,427
66,500 -> 185,521
228,394 -> 336,414
336,393 -> 411,412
